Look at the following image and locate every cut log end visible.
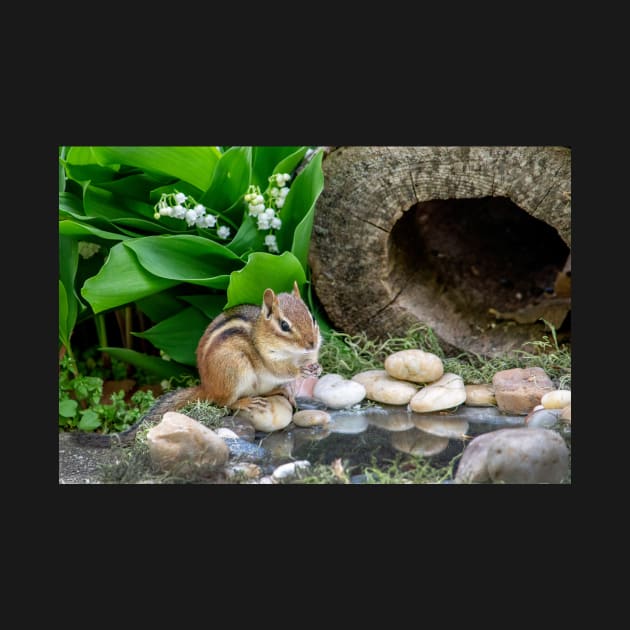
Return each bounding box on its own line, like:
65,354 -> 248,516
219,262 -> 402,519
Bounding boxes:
310,146 -> 571,357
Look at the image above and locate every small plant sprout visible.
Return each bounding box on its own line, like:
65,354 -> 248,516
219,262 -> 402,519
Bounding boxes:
153,191 -> 230,239
243,172 -> 292,253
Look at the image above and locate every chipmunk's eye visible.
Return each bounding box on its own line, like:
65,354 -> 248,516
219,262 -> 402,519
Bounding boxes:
280,320 -> 291,332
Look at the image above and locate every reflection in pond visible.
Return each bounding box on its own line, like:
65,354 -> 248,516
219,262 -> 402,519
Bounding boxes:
283,399 -> 538,480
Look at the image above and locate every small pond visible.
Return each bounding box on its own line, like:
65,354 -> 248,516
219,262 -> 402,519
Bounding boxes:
248,399 -> 572,483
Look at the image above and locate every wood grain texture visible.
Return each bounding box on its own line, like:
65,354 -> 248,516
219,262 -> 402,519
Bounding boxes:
309,146 -> 571,357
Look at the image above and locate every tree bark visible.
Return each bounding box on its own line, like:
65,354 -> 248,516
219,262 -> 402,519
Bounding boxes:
309,146 -> 571,357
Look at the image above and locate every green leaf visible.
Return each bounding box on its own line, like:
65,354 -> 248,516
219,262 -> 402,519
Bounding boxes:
180,294 -> 226,319
65,147 -> 120,183
59,236 -> 80,345
78,410 -> 102,431
135,290 -> 188,322
133,306 -> 210,365
124,235 -> 243,288
100,347 -> 196,380
225,251 -> 306,308
84,184 -> 135,220
59,399 -> 78,418
200,146 -> 252,211
273,146 -> 309,177
58,281 -> 71,349
59,220 -> 133,241
277,149 -> 324,269
59,191 -> 85,217
227,214 -> 264,257
81,242 -> 180,313
91,147 -> 221,191
96,173 -> 169,201
252,147 -> 303,189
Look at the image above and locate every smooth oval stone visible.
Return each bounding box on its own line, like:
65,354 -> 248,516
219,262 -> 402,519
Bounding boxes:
272,460 -> 311,481
292,409 -> 331,427
236,395 -> 293,432
486,428 -> 570,484
352,369 -> 419,405
384,349 -> 444,384
464,384 -> 496,406
391,428 -> 449,456
541,390 -> 571,409
313,373 -> 366,409
526,408 -> 560,428
409,373 -> 466,413
329,412 -> 369,434
413,416 -> 469,439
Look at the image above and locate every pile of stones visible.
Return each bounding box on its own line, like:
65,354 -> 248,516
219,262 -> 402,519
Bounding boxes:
143,349 -> 570,484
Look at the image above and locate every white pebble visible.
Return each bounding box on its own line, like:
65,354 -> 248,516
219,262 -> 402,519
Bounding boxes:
313,373 -> 366,409
272,460 -> 311,481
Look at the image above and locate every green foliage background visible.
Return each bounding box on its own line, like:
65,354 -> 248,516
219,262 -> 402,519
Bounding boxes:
59,146 -> 325,382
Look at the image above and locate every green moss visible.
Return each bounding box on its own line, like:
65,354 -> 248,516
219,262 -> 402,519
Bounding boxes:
320,322 -> 571,388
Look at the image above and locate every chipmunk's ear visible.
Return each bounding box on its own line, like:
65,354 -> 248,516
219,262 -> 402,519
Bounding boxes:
292,281 -> 301,299
263,288 -> 276,318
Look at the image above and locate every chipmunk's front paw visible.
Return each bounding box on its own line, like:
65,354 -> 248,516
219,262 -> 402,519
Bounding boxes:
233,396 -> 269,413
301,362 -> 322,378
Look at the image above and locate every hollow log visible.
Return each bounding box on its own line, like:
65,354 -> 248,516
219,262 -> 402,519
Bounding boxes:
309,146 -> 571,357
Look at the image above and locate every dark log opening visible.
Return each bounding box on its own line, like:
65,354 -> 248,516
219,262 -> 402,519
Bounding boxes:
389,196 -> 571,336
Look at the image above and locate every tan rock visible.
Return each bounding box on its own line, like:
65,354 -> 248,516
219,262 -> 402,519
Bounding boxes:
560,404 -> 571,423
384,349 -> 444,384
541,389 -> 571,409
492,367 -> 554,415
409,373 -> 466,413
464,384 -> 496,407
236,395 -> 293,432
352,369 -> 419,405
147,411 -> 229,474
391,428 -> 449,456
292,409 -> 331,427
413,417 -> 469,439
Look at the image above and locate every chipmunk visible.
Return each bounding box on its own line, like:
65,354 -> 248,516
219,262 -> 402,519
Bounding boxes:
73,281 -> 322,447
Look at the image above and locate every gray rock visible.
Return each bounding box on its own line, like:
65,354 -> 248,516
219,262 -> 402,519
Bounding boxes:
455,427 -> 569,484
